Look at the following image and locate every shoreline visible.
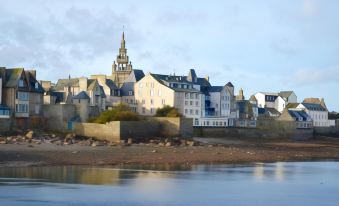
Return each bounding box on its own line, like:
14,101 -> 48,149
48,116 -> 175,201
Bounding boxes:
1,137 -> 339,167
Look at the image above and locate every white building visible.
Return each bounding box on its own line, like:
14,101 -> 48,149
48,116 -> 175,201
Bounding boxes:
255,91 -> 297,114
134,69 -> 237,127
297,103 -> 330,127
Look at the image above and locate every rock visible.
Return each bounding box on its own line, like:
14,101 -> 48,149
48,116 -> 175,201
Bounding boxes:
25,131 -> 34,139
151,150 -> 157,153
0,140 -> 7,144
65,133 -> 75,140
71,151 -> 79,154
91,142 -> 97,147
165,142 -> 172,147
127,138 -> 133,145
186,140 -> 197,147
51,134 -> 56,138
158,142 -> 165,146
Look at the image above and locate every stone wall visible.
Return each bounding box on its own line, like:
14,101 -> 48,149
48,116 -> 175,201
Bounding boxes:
151,117 -> 193,137
74,117 -> 193,142
0,119 -> 12,133
314,127 -> 339,138
43,104 -> 76,132
194,119 -> 313,140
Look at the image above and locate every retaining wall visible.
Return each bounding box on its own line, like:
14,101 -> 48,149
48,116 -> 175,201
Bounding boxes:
314,127 -> 339,138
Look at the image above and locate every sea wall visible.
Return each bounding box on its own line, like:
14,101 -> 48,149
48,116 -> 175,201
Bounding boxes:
74,117 -> 193,142
194,119 -> 313,140
314,127 -> 339,138
43,104 -> 76,132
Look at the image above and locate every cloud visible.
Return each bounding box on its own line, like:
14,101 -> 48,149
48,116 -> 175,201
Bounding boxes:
302,0 -> 318,17
290,66 -> 339,86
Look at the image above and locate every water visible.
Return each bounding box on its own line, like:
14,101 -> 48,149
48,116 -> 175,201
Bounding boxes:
0,162 -> 338,206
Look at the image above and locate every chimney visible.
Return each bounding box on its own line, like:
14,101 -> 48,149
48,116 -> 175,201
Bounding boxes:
26,70 -> 36,78
79,77 -> 88,91
205,75 -> 209,82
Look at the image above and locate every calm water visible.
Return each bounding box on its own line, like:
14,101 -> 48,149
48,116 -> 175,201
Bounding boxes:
0,162 -> 338,206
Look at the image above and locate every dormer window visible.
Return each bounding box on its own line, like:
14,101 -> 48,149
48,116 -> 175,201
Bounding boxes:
19,79 -> 24,87
35,82 -> 39,89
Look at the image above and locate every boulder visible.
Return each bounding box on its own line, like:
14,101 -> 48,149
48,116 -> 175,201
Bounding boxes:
165,142 -> 172,147
25,131 -> 34,139
127,138 -> 133,145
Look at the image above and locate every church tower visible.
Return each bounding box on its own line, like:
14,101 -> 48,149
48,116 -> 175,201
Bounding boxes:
112,32 -> 133,87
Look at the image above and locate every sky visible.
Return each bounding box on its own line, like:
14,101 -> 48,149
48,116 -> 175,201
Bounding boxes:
0,0 -> 338,111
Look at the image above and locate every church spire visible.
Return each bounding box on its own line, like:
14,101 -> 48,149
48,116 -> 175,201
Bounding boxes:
121,31 -> 125,49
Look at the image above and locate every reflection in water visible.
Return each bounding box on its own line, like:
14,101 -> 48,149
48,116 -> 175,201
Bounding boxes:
0,162 -> 338,206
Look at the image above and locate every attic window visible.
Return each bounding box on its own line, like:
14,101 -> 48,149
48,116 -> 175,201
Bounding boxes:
129,91 -> 133,95
19,79 -> 24,87
35,82 -> 39,89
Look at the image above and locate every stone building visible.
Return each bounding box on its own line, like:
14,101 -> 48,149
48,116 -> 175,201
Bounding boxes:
112,32 -> 133,88
0,67 -> 44,119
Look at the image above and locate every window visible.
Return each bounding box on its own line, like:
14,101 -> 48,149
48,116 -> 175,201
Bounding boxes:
190,101 -> 193,106
195,94 -> 199,99
190,109 -> 193,115
15,104 -> 28,113
0,109 -> 10,116
190,93 -> 194,99
195,119 -> 199,126
150,108 -> 154,114
158,90 -> 162,96
18,79 -> 24,87
185,101 -> 188,106
150,99 -> 154,105
162,99 -> 166,105
151,82 -> 154,88
35,82 -> 39,89
16,92 -> 29,101
128,90 -> 133,95
185,93 -> 189,99
142,107 -> 146,114
195,101 -> 199,106
195,110 -> 199,115
185,109 -> 188,114
150,90 -> 154,96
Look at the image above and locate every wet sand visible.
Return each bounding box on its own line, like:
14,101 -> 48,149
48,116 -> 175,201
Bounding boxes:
0,137 -> 339,167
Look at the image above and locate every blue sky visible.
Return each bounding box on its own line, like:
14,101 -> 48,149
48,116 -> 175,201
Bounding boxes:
0,0 -> 338,111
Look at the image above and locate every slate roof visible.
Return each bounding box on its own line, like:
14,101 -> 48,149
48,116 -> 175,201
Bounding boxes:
120,82 -> 134,96
208,86 -> 223,92
25,71 -> 44,93
301,103 -> 327,111
288,110 -> 311,121
4,68 -> 25,88
72,91 -> 90,100
226,82 -> 234,87
266,108 -> 281,116
54,78 -> 79,91
105,79 -> 118,90
124,69 -> 145,83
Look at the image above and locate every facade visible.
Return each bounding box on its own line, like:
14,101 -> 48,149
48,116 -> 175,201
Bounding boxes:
0,72 -> 10,118
134,69 -> 237,127
90,75 -> 120,108
0,68 -> 44,118
277,108 -> 313,129
52,77 -> 106,111
297,102 -> 329,127
254,91 -> 297,115
112,32 -> 133,88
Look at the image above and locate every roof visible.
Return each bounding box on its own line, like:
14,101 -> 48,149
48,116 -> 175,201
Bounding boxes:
150,73 -> 201,92
105,79 -> 118,90
249,95 -> 257,102
87,79 -> 97,90
25,71 -> 44,93
120,82 -> 134,96
226,82 -> 234,87
288,110 -> 311,121
54,78 -> 79,90
4,68 -> 24,88
208,86 -> 223,92
286,103 -> 299,109
72,91 -> 90,100
279,91 -> 294,98
124,69 -> 145,83
266,108 -> 281,116
301,103 -> 327,111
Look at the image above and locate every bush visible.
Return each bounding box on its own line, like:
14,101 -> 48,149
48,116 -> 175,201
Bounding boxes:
155,105 -> 182,117
89,103 -> 139,124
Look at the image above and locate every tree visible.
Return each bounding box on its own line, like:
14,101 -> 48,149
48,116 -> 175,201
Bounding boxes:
155,105 -> 182,117
88,103 -> 139,123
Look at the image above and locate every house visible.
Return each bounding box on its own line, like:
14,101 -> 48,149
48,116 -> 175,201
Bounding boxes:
52,77 -> 106,111
134,69 -> 237,127
235,100 -> 257,128
0,70 -> 10,118
297,100 -> 330,127
277,108 -> 313,129
90,75 -> 120,108
120,69 -> 145,113
254,91 -> 297,115
0,68 -> 44,119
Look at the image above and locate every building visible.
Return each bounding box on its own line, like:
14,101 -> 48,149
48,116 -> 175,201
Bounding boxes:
52,77 -> 106,111
120,69 -> 145,112
0,69 -> 10,118
112,32 -> 133,88
0,68 -> 44,118
134,69 -> 237,127
278,108 -> 313,129
254,91 -> 297,115
90,75 -> 120,108
297,101 -> 329,127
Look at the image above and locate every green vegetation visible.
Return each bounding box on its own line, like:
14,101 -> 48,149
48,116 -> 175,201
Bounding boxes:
155,105 -> 182,117
88,103 -> 139,124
